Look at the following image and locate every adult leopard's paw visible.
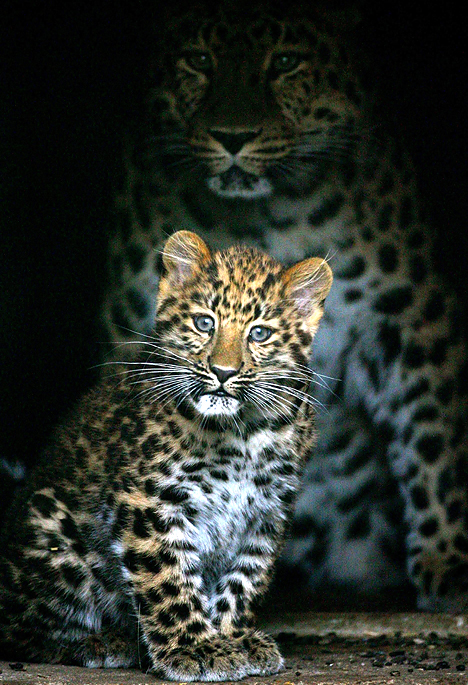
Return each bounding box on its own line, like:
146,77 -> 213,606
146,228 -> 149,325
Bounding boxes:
152,636 -> 251,682
417,562 -> 468,613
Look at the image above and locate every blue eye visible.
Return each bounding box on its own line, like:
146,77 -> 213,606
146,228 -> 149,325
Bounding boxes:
193,314 -> 215,333
249,326 -> 272,343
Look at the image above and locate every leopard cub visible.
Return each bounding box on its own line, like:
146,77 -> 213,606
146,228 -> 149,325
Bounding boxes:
0,231 -> 332,681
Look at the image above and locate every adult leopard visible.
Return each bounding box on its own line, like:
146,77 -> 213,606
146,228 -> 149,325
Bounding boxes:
101,0 -> 468,611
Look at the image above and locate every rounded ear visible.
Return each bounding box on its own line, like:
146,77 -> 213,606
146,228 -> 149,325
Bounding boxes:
162,231 -> 211,284
283,257 -> 333,325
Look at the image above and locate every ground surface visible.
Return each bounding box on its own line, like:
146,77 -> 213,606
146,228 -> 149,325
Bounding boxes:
2,612 -> 468,685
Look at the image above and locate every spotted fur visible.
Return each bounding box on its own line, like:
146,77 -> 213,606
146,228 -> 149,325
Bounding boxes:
0,231 -> 332,680
101,0 -> 468,611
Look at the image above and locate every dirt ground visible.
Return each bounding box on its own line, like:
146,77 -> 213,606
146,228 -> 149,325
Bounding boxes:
2,612 -> 468,685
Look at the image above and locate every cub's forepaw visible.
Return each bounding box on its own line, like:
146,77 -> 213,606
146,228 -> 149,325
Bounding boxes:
152,636 -> 251,682
236,629 -> 284,676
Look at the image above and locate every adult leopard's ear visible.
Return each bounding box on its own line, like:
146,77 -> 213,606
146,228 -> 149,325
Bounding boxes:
161,231 -> 211,287
283,257 -> 333,331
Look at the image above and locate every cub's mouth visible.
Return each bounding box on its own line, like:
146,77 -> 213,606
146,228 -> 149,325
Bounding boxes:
193,391 -> 241,417
206,167 -> 272,199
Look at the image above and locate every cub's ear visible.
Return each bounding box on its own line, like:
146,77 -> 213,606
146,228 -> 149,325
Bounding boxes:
161,231 -> 211,285
283,257 -> 333,330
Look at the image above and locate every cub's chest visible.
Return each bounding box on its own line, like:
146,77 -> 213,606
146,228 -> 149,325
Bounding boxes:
177,431 -> 289,554
195,477 -> 262,556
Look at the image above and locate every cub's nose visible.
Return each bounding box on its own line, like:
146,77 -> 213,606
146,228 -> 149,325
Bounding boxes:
211,365 -> 238,384
209,129 -> 259,155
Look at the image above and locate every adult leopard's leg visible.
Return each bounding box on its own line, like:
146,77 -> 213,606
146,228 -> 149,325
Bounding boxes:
357,283 -> 468,611
284,403 -> 409,601
388,382 -> 468,611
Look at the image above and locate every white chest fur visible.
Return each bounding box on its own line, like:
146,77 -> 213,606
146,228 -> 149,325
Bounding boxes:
179,429 -> 289,563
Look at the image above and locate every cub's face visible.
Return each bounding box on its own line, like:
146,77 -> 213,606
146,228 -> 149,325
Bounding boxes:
152,3 -> 364,198
143,231 -> 332,425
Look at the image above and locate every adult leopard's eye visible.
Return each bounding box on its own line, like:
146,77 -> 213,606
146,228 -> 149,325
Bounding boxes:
185,52 -> 212,72
271,52 -> 301,75
193,314 -> 215,333
249,325 -> 273,343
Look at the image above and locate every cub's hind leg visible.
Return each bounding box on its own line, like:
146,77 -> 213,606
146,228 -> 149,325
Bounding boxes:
56,626 -> 140,668
0,487 -> 137,666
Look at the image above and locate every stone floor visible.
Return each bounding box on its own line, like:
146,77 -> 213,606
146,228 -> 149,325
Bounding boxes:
2,612 -> 468,685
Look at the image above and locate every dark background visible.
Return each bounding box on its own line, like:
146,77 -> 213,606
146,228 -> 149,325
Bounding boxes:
1,3 -> 467,474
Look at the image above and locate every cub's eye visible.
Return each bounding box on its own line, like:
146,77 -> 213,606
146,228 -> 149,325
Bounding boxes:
271,52 -> 301,75
184,52 -> 212,72
193,314 -> 215,333
249,325 -> 273,343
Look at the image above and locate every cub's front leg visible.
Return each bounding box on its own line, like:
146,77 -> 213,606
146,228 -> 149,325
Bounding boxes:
207,521 -> 286,677
122,529 -> 253,681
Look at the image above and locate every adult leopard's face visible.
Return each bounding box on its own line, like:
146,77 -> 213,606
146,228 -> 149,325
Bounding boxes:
152,2 -> 364,198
